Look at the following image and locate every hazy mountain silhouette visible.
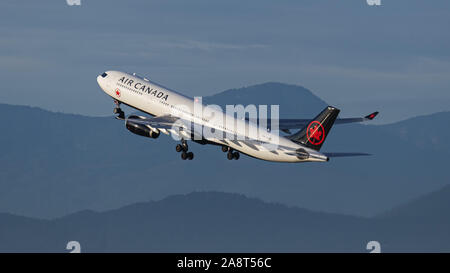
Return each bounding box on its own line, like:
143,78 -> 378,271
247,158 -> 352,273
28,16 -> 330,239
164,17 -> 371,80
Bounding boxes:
0,191 -> 449,253
379,111 -> 450,152
379,185 -> 450,221
374,185 -> 450,252
0,83 -> 449,219
203,82 -> 327,117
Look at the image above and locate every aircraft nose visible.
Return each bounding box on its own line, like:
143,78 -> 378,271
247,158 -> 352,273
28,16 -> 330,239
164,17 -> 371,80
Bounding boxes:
97,75 -> 104,90
97,72 -> 108,91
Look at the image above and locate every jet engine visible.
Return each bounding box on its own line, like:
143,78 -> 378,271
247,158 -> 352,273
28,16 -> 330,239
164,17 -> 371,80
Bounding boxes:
125,115 -> 160,139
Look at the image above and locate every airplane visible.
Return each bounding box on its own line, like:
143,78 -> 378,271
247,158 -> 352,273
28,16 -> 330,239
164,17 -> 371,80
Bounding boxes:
97,71 -> 378,163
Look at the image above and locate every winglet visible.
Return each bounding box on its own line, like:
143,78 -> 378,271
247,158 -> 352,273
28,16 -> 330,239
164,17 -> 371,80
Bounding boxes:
365,112 -> 379,120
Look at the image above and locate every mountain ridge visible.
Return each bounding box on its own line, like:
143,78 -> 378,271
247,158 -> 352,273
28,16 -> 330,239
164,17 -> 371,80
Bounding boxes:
1,189 -> 449,252
0,82 -> 449,219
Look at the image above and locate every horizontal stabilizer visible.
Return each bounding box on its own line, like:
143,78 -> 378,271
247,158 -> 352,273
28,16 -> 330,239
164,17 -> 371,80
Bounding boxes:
323,152 -> 371,157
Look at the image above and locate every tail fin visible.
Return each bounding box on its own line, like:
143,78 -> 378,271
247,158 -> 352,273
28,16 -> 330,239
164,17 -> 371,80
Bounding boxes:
287,106 -> 340,151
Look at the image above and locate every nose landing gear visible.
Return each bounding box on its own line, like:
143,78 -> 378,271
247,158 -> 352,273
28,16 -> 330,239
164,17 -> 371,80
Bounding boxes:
176,139 -> 194,160
113,100 -> 125,120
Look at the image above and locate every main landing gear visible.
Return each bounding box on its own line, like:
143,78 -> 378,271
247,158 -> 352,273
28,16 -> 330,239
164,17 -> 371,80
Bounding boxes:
113,100 -> 125,120
222,146 -> 240,160
176,139 -> 194,160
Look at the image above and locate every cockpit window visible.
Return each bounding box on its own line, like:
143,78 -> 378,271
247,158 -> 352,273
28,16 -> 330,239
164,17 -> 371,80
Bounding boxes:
101,72 -> 108,78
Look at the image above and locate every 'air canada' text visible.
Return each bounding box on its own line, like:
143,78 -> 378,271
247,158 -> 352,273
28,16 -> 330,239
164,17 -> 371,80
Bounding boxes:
118,77 -> 169,101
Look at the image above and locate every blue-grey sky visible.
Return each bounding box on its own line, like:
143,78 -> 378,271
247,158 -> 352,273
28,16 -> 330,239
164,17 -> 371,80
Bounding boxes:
0,0 -> 449,123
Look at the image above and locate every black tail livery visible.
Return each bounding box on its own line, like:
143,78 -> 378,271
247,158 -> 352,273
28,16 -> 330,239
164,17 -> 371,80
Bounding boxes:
287,106 -> 340,151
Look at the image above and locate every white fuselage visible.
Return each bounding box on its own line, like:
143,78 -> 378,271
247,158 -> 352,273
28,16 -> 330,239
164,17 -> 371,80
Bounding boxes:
97,71 -> 327,162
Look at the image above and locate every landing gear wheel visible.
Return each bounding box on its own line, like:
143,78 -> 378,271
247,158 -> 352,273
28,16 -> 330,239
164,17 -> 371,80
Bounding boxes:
233,152 -> 240,160
222,146 -> 229,153
178,139 -> 193,160
176,144 -> 183,153
227,152 -> 234,160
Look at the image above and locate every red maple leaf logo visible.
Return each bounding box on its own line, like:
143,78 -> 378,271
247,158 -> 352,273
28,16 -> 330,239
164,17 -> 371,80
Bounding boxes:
115,89 -> 121,97
309,125 -> 322,141
306,121 -> 325,145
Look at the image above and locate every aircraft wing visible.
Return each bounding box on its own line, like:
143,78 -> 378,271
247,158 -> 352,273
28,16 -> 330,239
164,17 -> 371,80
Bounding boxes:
126,115 -> 245,142
334,111 -> 379,124
125,114 -> 181,130
128,111 -> 379,132
323,152 -> 371,157
248,111 -> 378,133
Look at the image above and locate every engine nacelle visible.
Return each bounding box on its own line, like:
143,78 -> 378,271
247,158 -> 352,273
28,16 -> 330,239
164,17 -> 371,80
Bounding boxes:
125,115 -> 160,139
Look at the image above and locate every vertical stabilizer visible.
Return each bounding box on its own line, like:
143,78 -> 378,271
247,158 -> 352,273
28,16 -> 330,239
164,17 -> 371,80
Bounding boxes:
287,106 -> 340,151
